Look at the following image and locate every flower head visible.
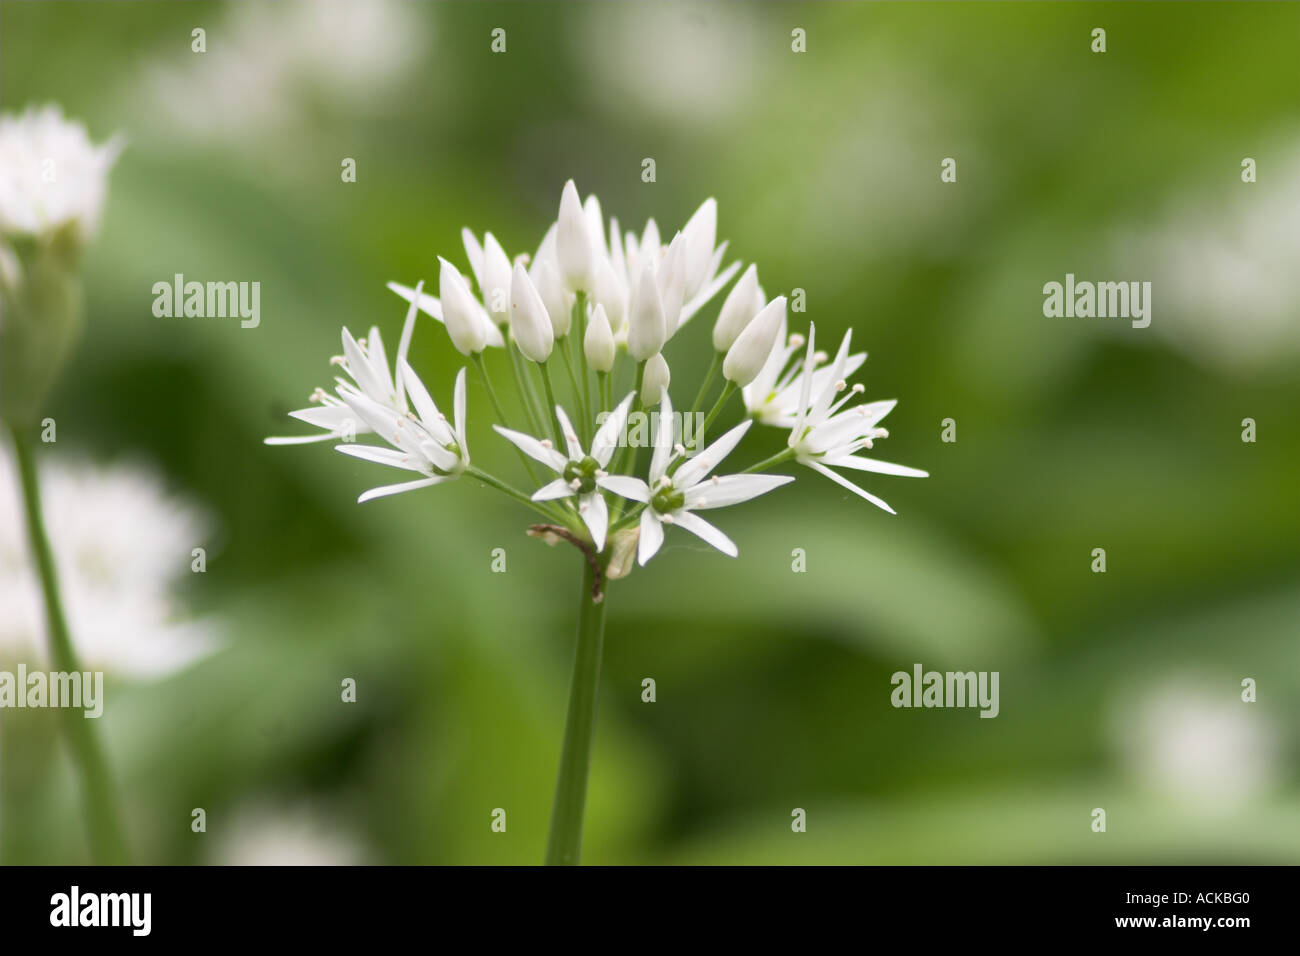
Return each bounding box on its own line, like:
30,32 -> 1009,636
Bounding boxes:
0,105 -> 122,241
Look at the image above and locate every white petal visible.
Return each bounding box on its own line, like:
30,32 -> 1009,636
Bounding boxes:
387,280 -> 445,322
672,510 -> 737,557
789,323 -> 816,447
394,282 -> 423,406
264,433 -> 338,445
649,392 -> 674,482
674,419 -> 752,488
341,326 -> 387,399
592,392 -> 635,466
532,477 -> 575,501
637,508 -> 664,565
806,460 -> 896,514
682,473 -> 794,510
335,443 -> 421,471
288,403 -> 359,431
828,455 -> 929,478
493,425 -> 566,471
399,358 -> 442,426
553,404 -> 585,460
580,492 -> 609,552
453,367 -> 469,454
358,476 -> 446,503
596,474 -> 650,502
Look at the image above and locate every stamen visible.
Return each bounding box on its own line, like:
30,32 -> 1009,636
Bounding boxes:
329,355 -> 346,366
711,475 -> 720,485
540,439 -> 553,449
594,469 -> 608,478
661,513 -> 675,525
788,334 -> 806,349
570,478 -> 582,490
813,350 -> 828,363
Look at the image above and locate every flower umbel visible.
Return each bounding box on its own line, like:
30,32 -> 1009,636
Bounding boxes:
265,180 -> 928,866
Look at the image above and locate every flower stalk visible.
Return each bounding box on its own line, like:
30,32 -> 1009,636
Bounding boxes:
8,425 -> 129,864
544,557 -> 607,865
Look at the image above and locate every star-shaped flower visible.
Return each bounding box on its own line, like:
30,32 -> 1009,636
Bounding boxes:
494,393 -> 636,551
601,394 -> 794,565
786,323 -> 927,513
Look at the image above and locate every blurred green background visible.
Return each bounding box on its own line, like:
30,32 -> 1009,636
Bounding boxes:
1,0 -> 1297,864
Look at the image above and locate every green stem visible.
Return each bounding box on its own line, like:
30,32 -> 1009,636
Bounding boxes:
539,361 -> 563,447
8,425 -> 129,864
690,353 -> 723,416
474,353 -> 545,487
465,466 -> 564,522
544,559 -> 607,865
697,381 -> 737,443
742,446 -> 796,474
506,341 -> 545,437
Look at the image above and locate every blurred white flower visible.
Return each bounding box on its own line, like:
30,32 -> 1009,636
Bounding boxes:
1116,680 -> 1280,813
209,803 -> 370,866
0,105 -> 122,241
142,0 -> 424,141
0,448 -> 216,678
577,2 -> 762,127
1122,138 -> 1300,372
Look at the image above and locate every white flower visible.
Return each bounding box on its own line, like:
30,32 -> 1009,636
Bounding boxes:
786,324 -> 927,514
723,294 -> 786,388
641,352 -> 670,406
508,262 -> 554,363
210,802 -> 370,866
0,104 -> 122,240
494,394 -> 636,551
266,284 -> 424,446
336,363 -> 470,503
556,179 -> 593,291
584,303 -> 615,372
387,269 -> 506,351
601,394 -> 794,565
742,318 -> 866,426
0,449 -> 216,678
268,284 -> 471,502
712,263 -> 762,352
627,261 -> 667,361
462,229 -> 515,324
438,257 -> 492,356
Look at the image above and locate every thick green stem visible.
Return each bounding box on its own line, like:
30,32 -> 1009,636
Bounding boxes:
8,425 -> 129,864
544,560 -> 607,865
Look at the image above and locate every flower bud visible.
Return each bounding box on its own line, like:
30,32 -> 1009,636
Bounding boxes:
531,256 -> 573,338
509,262 -> 554,363
682,197 -> 717,298
584,303 -> 615,373
593,258 -> 627,334
481,232 -> 512,323
712,263 -> 759,352
641,352 -> 670,406
556,179 -> 592,291
723,295 -> 785,388
438,257 -> 488,355
627,262 -> 666,361
656,232 -> 688,339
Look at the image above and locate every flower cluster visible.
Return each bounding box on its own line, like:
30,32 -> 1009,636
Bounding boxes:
269,181 -> 926,568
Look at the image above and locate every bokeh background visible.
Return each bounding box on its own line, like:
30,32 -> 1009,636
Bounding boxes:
1,0 -> 1297,864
